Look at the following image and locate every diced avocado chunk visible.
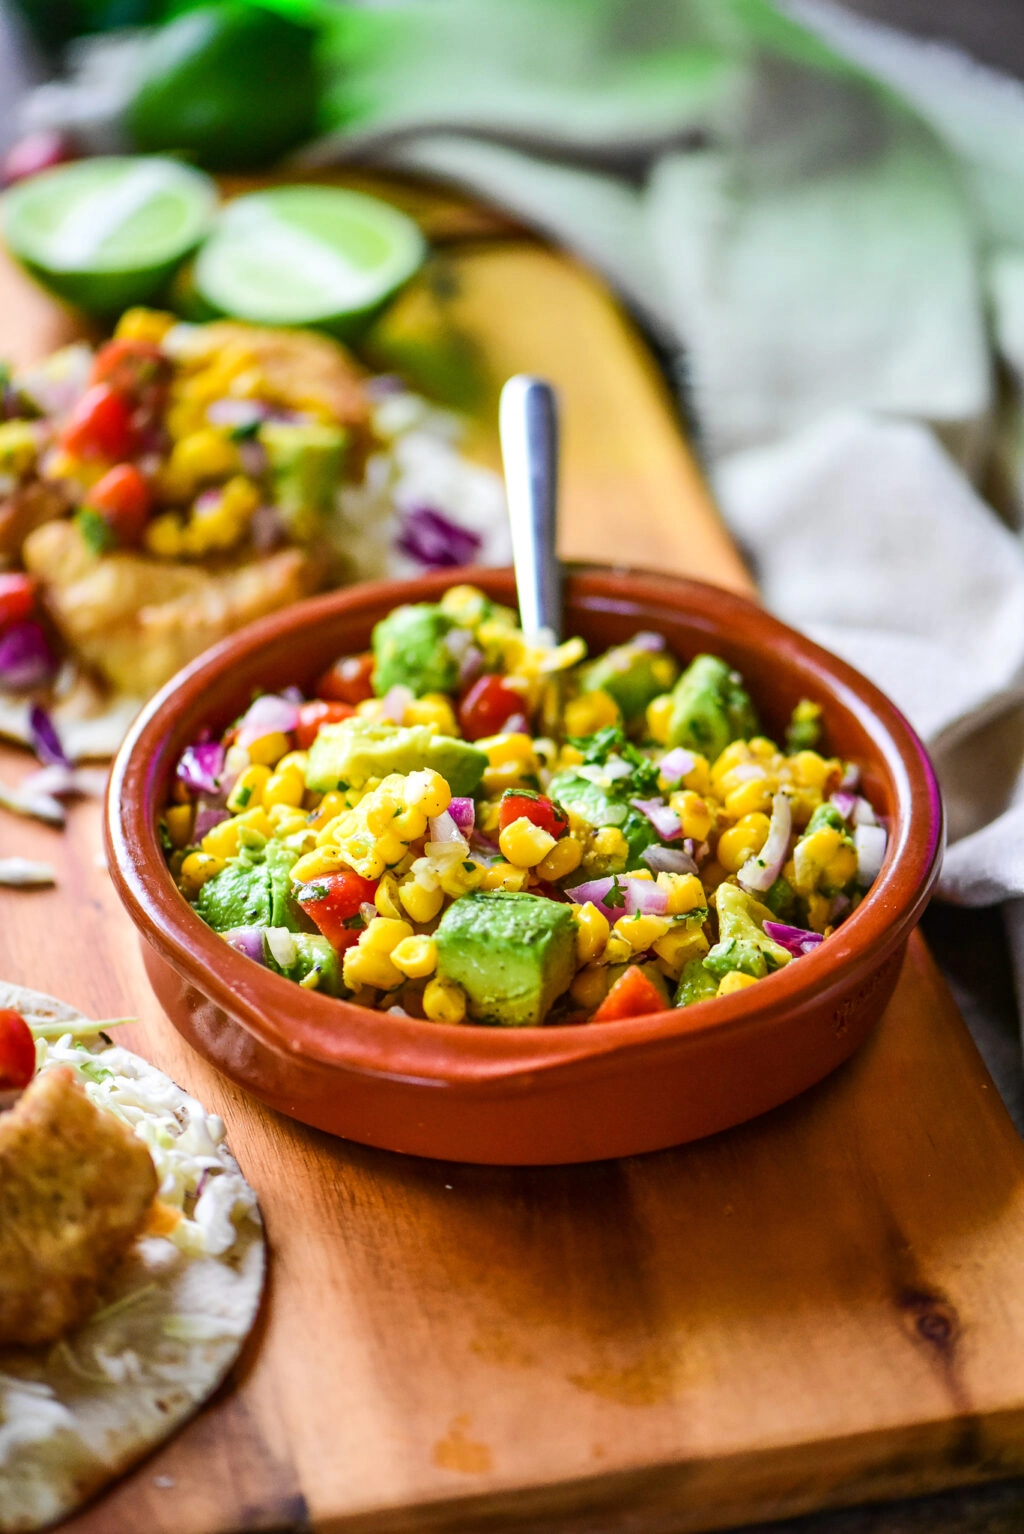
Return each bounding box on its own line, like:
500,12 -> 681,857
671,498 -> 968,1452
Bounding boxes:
786,698 -> 823,753
434,891 -> 577,1027
548,769 -> 656,871
260,421 -> 346,541
675,958 -> 719,1008
803,802 -> 846,837
578,638 -> 679,721
665,654 -> 758,758
305,717 -> 486,796
703,883 -> 790,980
195,841 -> 302,933
265,931 -> 343,997
372,602 -> 459,698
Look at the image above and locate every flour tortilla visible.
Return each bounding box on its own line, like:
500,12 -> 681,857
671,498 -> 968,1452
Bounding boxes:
0,982 -> 266,1533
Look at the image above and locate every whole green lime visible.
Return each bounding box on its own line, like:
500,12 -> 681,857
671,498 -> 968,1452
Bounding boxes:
125,3 -> 320,171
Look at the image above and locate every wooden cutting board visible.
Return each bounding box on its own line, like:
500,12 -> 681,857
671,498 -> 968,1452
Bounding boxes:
2,177 -> 1024,1534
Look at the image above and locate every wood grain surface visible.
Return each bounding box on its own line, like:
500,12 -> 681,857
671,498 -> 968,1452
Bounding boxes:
1,180 -> 1023,1534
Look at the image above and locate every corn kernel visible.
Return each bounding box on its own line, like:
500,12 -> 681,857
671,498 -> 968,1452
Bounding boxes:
308,791 -> 348,831
724,776 -> 774,820
201,817 -> 242,860
144,511 -> 185,558
262,767 -> 305,810
792,826 -> 843,894
479,732 -> 536,769
591,827 -> 629,864
711,741 -> 753,786
246,732 -> 291,768
535,836 -> 583,883
398,879 -> 444,924
392,805 -> 428,841
405,694 -> 458,735
807,893 -> 832,933
227,764 -> 272,813
655,871 -> 707,915
564,689 -> 620,738
439,860 -> 484,898
645,693 -> 674,745
179,851 -> 225,898
482,761 -> 533,795
499,817 -> 557,868
161,428 -> 238,501
276,750 -> 309,777
670,789 -> 713,842
573,901 -> 610,964
343,945 -> 402,992
821,844 -> 858,891
235,806 -> 274,839
600,932 -> 633,965
268,807 -> 308,839
717,970 -> 760,997
651,923 -> 709,976
478,861 -> 530,892
613,912 -> 672,952
423,977 -> 467,1023
290,845 -> 354,883
390,936 -> 438,979
361,917 -> 414,955
788,786 -> 823,828
164,803 -> 194,850
791,751 -> 833,792
440,583 -> 491,625
376,830 -> 408,867
365,790 -> 402,837
375,873 -> 404,920
115,306 -> 175,343
404,768 -> 451,818
718,823 -> 769,875
570,965 -> 609,1010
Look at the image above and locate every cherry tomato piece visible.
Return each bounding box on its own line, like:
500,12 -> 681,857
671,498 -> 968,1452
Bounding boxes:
295,699 -> 355,749
85,463 -> 152,546
295,870 -> 379,951
498,789 -> 568,839
593,966 -> 667,1022
0,1009 -> 36,1089
315,652 -> 375,706
91,338 -> 171,417
0,573 -> 36,629
458,673 -> 525,741
60,384 -> 136,461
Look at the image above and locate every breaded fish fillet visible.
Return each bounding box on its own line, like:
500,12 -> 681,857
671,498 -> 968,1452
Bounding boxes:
0,1067 -> 157,1347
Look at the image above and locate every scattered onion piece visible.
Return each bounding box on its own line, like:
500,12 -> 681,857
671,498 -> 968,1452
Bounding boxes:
855,824 -> 887,886
763,921 -> 824,957
737,791 -> 792,894
0,857 -> 54,886
631,797 -> 682,841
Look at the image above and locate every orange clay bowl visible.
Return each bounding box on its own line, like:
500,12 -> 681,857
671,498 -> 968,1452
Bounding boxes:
106,567 -> 943,1165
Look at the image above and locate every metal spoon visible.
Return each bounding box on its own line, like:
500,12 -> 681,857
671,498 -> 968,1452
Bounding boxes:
499,375 -> 563,644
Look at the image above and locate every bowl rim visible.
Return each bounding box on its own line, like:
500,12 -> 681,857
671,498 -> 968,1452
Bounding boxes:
105,565 -> 944,1091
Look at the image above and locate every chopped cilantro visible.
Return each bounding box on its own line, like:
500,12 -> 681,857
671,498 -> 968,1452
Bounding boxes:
234,784 -> 253,808
230,419 -> 262,442
75,506 -> 116,555
343,913 -> 366,931
604,877 -> 626,909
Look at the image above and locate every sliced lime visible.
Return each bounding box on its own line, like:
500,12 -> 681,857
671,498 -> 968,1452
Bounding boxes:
193,186 -> 426,332
2,156 -> 217,315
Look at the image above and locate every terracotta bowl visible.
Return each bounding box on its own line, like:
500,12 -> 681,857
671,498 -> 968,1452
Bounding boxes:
106,568 -> 943,1165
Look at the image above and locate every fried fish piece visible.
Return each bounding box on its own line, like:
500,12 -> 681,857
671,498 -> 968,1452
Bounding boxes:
23,519 -> 324,695
0,1067 -> 158,1347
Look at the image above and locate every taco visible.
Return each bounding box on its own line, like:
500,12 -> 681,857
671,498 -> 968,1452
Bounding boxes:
0,981 -> 265,1533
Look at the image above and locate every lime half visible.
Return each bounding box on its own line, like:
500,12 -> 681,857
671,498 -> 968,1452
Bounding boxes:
193,186 -> 427,332
2,156 -> 217,315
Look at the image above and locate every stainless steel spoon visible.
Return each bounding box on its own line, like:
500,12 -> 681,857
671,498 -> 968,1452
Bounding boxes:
499,374 -> 562,644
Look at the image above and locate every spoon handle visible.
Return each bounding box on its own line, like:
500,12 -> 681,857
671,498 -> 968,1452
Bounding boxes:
499,374 -> 562,643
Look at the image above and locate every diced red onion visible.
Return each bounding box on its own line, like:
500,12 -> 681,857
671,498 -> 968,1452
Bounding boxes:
0,620 -> 57,692
763,921 -> 824,957
237,693 -> 299,747
623,880 -> 669,915
397,507 -> 483,569
730,762 -> 767,783
366,374 -> 406,399
29,703 -> 69,767
238,439 -> 268,478
380,685 -> 413,724
631,797 -> 682,841
830,893 -> 851,921
458,644 -> 484,689
265,927 -> 297,969
854,824 -> 887,886
428,809 -> 465,844
225,927 -> 266,965
359,901 -> 378,925
658,747 -> 695,783
830,791 -> 857,821
206,399 -> 269,429
631,631 -> 665,652
839,763 -> 860,790
852,796 -> 877,827
176,740 -> 225,797
642,844 -> 698,876
21,764 -> 106,799
444,628 -> 474,662
251,504 -> 284,552
737,791 -> 792,894
503,713 -> 529,735
448,797 -> 475,836
0,777 -> 64,825
195,805 -> 230,839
